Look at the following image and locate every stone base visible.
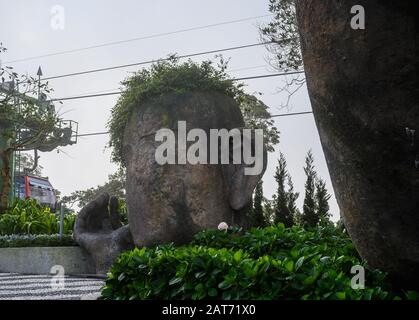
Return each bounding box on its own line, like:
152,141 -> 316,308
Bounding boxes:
0,246 -> 97,276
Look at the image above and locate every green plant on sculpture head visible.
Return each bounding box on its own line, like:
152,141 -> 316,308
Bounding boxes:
107,56 -> 280,166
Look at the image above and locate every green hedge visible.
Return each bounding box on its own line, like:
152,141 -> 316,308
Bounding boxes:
192,224 -> 359,261
0,234 -> 77,248
101,224 -> 419,300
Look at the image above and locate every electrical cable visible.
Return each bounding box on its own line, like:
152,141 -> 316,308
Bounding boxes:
4,14 -> 274,64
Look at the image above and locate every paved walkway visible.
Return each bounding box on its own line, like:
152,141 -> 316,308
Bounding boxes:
0,273 -> 104,300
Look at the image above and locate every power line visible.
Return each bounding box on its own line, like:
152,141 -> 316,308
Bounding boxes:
74,111 -> 313,138
52,91 -> 120,102
271,111 -> 312,117
77,131 -> 110,137
4,14 -> 274,64
58,64 -> 271,99
231,71 -> 303,82
229,65 -> 268,73
42,41 -> 275,81
49,70 -> 305,102
63,88 -> 123,97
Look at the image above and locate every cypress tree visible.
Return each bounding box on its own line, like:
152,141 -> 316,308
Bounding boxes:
316,178 -> 331,224
286,174 -> 299,221
273,153 -> 294,227
252,180 -> 265,227
263,198 -> 275,225
302,150 -> 318,227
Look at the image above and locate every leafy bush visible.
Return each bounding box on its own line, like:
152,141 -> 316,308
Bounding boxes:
0,199 -> 75,235
102,224 -> 418,300
0,234 -> 77,248
192,224 -> 357,261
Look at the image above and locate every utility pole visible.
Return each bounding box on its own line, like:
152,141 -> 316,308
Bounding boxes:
37,66 -> 43,99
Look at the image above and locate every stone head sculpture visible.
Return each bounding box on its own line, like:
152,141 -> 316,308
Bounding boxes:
123,91 -> 267,247
74,90 -> 267,274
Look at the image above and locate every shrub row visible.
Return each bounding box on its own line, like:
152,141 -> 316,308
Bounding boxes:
102,224 -> 419,300
0,234 -> 77,248
192,224 -> 359,261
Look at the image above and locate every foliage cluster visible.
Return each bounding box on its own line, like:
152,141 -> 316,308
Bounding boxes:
0,44 -> 62,211
260,0 -> 302,71
102,224 -> 418,300
0,199 -> 75,235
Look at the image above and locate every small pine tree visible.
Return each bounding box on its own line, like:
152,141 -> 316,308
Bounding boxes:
263,198 -> 275,225
286,174 -> 299,221
252,180 -> 266,227
273,153 -> 294,227
316,178 -> 331,225
302,150 -> 318,227
293,208 -> 303,225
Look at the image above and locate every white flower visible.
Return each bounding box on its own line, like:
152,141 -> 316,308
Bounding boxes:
218,222 -> 228,231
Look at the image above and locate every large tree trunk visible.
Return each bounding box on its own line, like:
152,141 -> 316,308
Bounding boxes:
295,0 -> 419,286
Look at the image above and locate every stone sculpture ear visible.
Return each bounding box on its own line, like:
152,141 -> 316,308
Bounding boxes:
222,129 -> 267,210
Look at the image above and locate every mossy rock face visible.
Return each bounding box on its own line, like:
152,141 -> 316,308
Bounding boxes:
123,91 -> 266,247
296,0 -> 419,286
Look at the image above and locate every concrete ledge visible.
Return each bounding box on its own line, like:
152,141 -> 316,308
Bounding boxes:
0,246 -> 96,276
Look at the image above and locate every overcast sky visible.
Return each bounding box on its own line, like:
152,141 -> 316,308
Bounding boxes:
0,0 -> 340,220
